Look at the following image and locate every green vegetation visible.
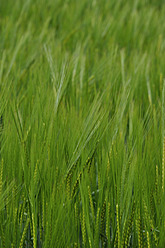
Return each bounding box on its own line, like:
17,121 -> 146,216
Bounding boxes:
1,0 -> 165,247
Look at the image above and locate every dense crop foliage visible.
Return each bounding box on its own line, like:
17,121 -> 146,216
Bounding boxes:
1,0 -> 165,247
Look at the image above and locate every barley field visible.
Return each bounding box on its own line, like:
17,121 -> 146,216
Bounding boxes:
1,0 -> 165,247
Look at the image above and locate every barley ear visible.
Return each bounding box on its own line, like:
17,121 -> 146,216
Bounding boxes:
32,213 -> 36,248
136,209 -> 142,248
100,199 -> 106,244
95,207 -> 100,246
82,209 -> 86,246
71,171 -> 82,198
116,204 -> 121,248
155,165 -> 158,198
162,136 -> 165,192
0,158 -> 3,196
147,231 -> 150,248
106,202 -> 110,244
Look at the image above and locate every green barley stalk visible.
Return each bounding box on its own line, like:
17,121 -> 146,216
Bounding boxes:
47,212 -> 53,247
98,173 -> 101,191
143,201 -> 158,247
42,194 -> 45,232
162,136 -> 165,193
18,200 -> 23,225
0,225 -> 6,248
27,202 -> 33,239
5,186 -> 9,218
66,172 -> 72,199
95,207 -> 100,247
19,218 -> 30,248
0,159 -> 3,196
19,197 -> 26,227
106,158 -> 110,180
88,186 -> 95,222
124,201 -> 135,247
23,140 -> 30,167
39,200 -> 42,241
